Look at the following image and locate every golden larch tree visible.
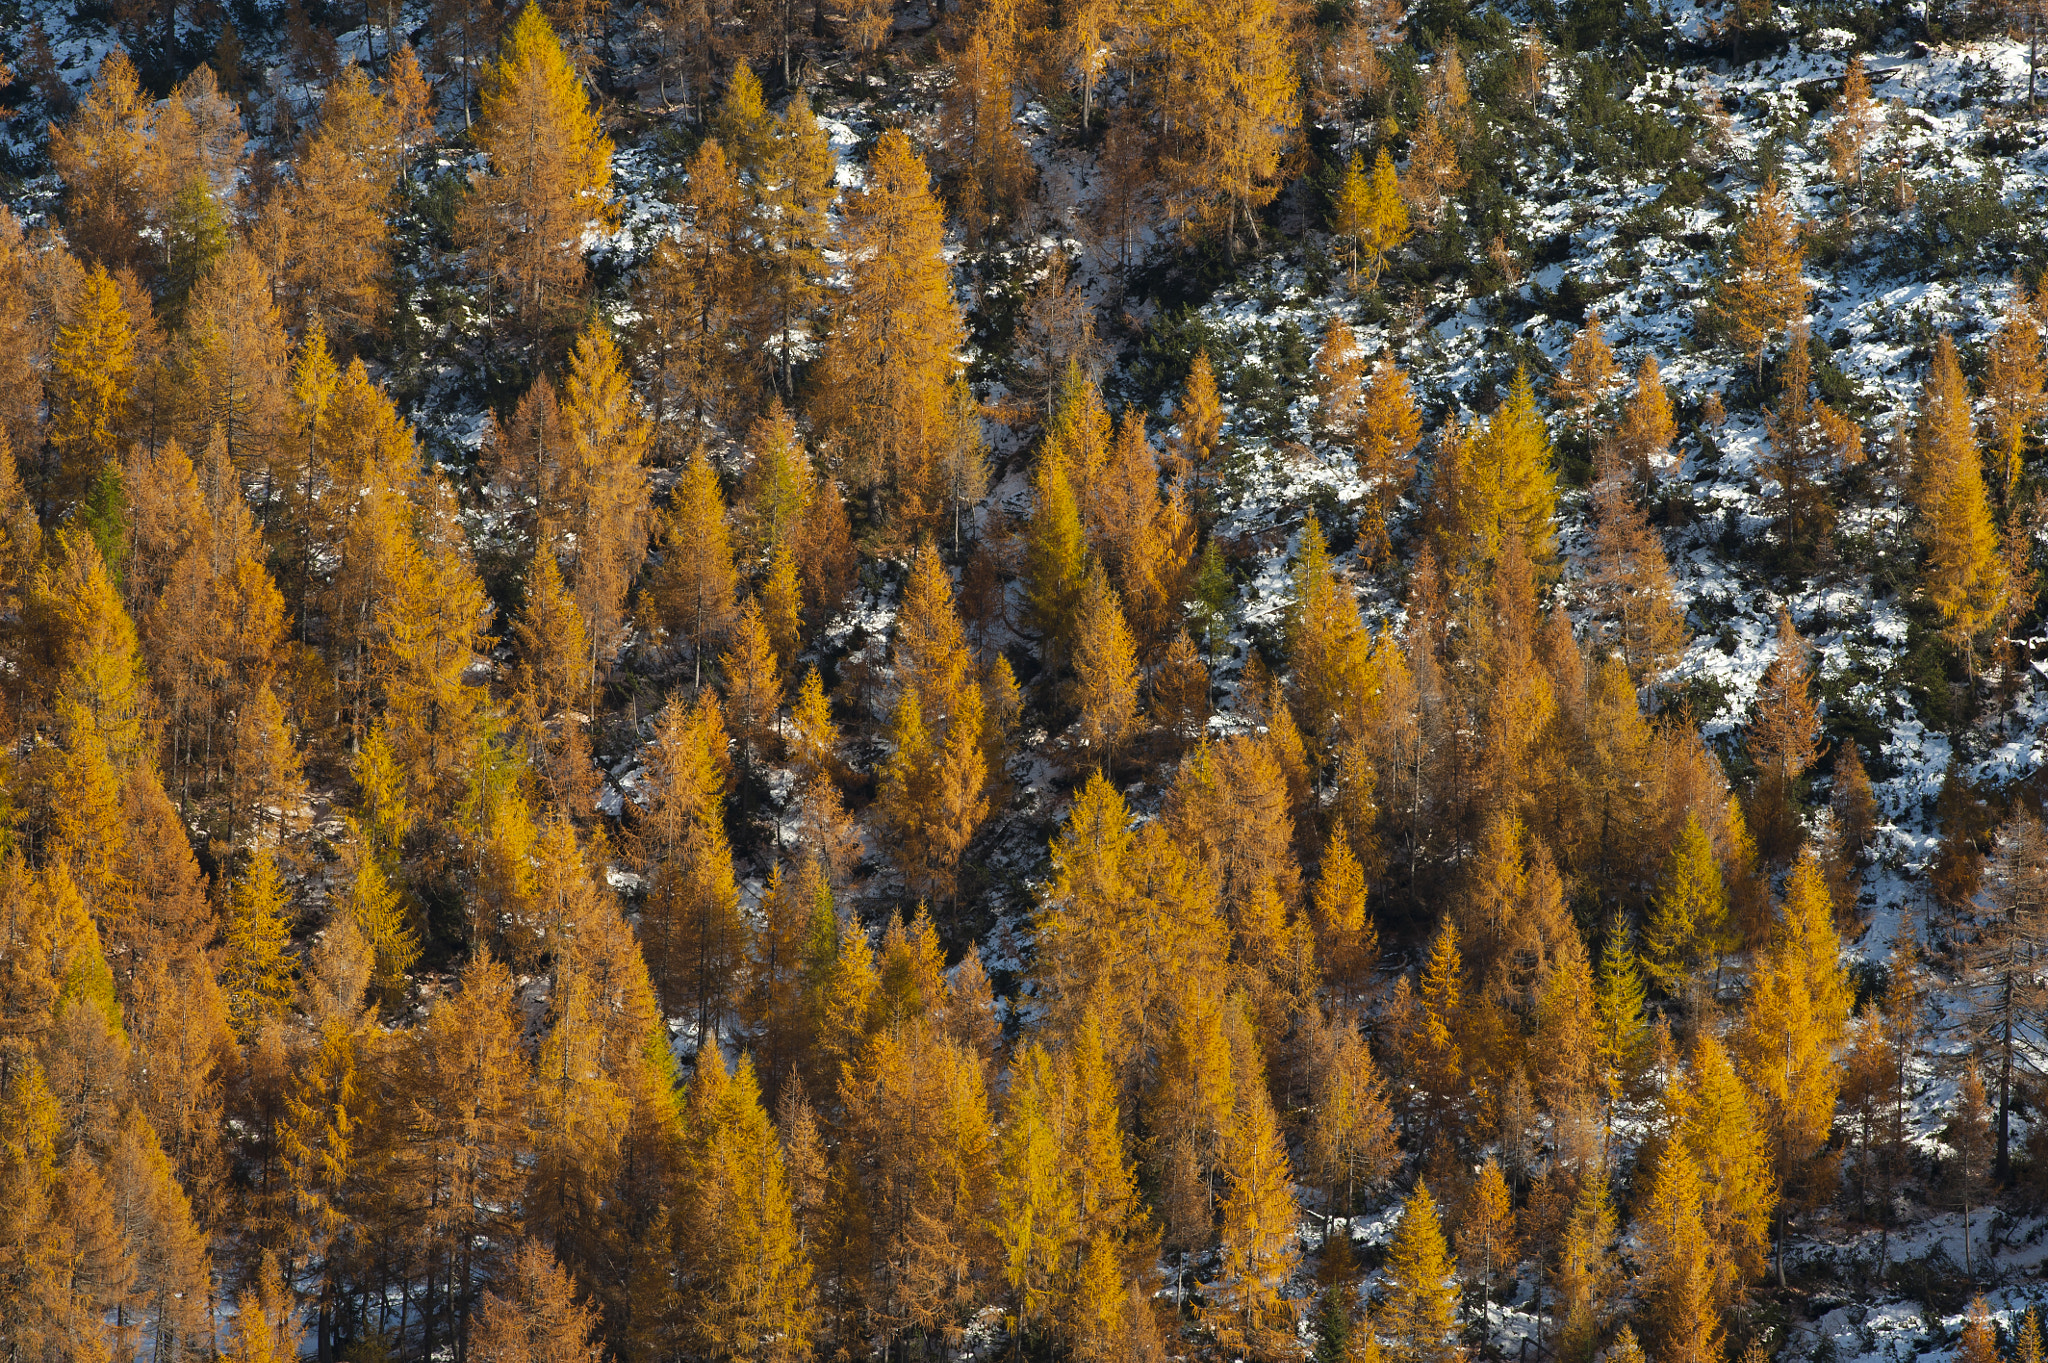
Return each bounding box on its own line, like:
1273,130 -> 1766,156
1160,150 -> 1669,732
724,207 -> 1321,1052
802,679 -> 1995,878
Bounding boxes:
1215,1075 -> 1301,1358
1467,367 -> 1557,566
1638,1141 -> 1720,1363
1355,352 -> 1423,565
1333,148 -> 1409,288
1150,0 -> 1301,258
1746,608 -> 1824,865
278,63 -> 405,341
1736,849 -> 1851,1286
1550,312 -> 1618,434
814,130 -> 973,543
651,447 -> 740,687
556,319 -> 653,683
221,849 -> 295,1039
461,3 -> 616,334
1456,1157 -> 1517,1340
1617,354 -> 1678,479
1381,1180 -> 1461,1363
1712,179 -> 1808,378
1070,566 -> 1142,767
1764,323 -> 1864,551
1914,334 -> 2008,678
1984,284 -> 2044,501
49,49 -> 153,273
1583,449 -> 1687,683
469,1241 -> 605,1363
1643,813 -> 1731,1011
688,1054 -> 818,1359
48,263 -> 137,508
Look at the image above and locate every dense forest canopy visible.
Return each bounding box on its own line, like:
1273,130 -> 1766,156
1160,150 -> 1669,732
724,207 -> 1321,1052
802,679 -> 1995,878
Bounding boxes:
5,0 -> 2048,1359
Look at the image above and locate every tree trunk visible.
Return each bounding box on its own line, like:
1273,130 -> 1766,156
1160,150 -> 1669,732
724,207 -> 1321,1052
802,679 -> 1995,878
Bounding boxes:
1998,1006 -> 2014,1179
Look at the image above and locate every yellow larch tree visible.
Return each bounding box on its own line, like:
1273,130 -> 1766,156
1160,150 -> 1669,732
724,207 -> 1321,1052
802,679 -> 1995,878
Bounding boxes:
760,544 -> 805,675
346,856 -> 419,1005
1044,363 -> 1115,553
1070,566 -> 1142,767
1035,772 -> 1231,1080
1304,1007 -> 1397,1223
1674,1033 -> 1775,1304
1643,813 -> 1731,1011
1150,0 -> 1301,259
556,319 -> 653,685
1914,333 -> 2008,678
1637,1140 -> 1720,1363
1100,412 -> 1196,659
651,447 -> 740,688
1550,312 -> 1618,435
1314,317 -> 1368,449
1984,284 -> 2044,502
404,947 -> 534,1335
279,63 -> 404,341
760,91 -> 838,393
48,263 -> 137,509
1409,915 -> 1465,1142
1467,367 -> 1558,566
221,849 -> 295,1040
1025,451 -> 1090,668
170,246 -> 290,478
688,1053 -> 818,1359
49,49 -> 153,273
512,546 -> 592,719
469,1242 -> 603,1363
635,136 -> 761,443
878,679 -> 988,907
1957,1297 -> 1999,1363
1712,179 -> 1808,379
1381,1180 -> 1461,1363
788,666 -> 839,789
1552,1173 -> 1618,1363
1216,1073 -> 1301,1358
1592,919 -> 1647,1113
719,598 -> 783,769
814,130 -> 973,543
229,678 -> 307,848
641,693 -> 747,1044
1285,514 -> 1372,756
461,3 -> 615,334
1746,608 -> 1824,866
373,490 -> 494,817
1456,1157 -> 1516,1340
1826,55 -> 1875,195
1765,323 -> 1864,551
1583,448 -> 1687,683
1312,823 -> 1380,1008
712,58 -> 775,181
1617,354 -> 1678,479
1333,148 -> 1409,289
219,1253 -> 302,1363
893,539 -> 975,719
1736,849 -> 1850,1286
1171,350 -> 1228,526
32,535 -> 150,913
1400,112 -> 1465,230
939,0 -> 1036,248
1355,352 -> 1424,565
996,1042 -> 1079,1345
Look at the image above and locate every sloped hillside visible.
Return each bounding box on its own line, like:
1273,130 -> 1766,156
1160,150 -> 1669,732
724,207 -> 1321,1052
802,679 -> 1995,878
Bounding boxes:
7,0 -> 2048,1359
